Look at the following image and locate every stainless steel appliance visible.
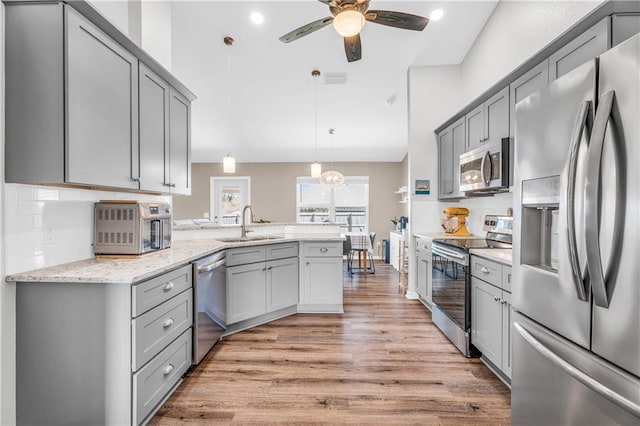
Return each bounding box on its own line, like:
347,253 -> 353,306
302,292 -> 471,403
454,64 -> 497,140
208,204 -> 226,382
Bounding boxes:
192,251 -> 226,365
432,215 -> 513,357
512,34 -> 640,424
459,138 -> 510,193
94,201 -> 171,255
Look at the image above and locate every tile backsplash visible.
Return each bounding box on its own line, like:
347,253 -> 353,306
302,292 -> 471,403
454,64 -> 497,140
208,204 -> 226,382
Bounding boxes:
4,184 -> 170,275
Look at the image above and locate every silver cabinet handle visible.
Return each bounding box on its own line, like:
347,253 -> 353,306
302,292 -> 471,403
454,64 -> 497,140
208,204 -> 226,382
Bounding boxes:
170,183 -> 176,188
162,364 -> 175,376
500,299 -> 507,305
507,273 -> 511,284
320,247 -> 328,252
480,266 -> 490,274
305,261 -> 310,266
162,318 -> 174,328
163,282 -> 175,292
514,321 -> 640,417
267,266 -> 273,270
162,183 -> 171,187
131,177 -> 140,182
493,296 -> 500,302
586,91 -> 618,308
566,100 -> 591,302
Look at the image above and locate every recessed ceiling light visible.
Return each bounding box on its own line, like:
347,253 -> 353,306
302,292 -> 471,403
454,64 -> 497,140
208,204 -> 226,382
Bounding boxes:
430,9 -> 444,21
250,12 -> 264,25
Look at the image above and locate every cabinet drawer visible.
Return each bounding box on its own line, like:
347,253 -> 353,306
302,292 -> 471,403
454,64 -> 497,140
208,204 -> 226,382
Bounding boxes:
303,241 -> 342,257
502,265 -> 513,293
133,329 -> 192,425
226,246 -> 266,267
471,256 -> 502,288
266,242 -> 299,261
416,238 -> 432,252
132,289 -> 193,370
132,265 -> 192,317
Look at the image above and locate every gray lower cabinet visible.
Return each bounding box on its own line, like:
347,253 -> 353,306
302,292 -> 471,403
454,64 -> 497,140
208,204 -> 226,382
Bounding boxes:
15,264 -> 194,425
437,117 -> 465,200
4,1 -> 193,194
470,256 -> 512,381
415,237 -> 432,305
225,243 -> 299,325
549,16 -> 611,81
299,241 -> 343,312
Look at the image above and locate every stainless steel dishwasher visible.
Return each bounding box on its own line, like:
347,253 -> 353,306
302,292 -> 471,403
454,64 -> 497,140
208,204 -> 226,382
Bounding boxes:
192,251 -> 226,365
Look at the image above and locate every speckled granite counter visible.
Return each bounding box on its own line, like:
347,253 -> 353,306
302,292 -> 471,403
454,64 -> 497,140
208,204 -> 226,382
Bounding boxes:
6,235 -> 344,284
469,248 -> 513,265
173,221 -> 339,231
413,231 -> 482,240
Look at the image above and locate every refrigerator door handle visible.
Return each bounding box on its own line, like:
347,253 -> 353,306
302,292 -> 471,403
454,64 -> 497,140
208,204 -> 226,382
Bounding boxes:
514,321 -> 640,417
586,91 -> 618,308
566,100 -> 591,302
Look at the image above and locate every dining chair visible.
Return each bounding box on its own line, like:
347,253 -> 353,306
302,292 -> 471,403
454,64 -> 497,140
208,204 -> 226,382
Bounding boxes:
349,234 -> 375,274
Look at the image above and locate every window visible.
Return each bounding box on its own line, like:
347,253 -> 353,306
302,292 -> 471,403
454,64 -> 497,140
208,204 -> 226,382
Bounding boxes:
296,177 -> 369,233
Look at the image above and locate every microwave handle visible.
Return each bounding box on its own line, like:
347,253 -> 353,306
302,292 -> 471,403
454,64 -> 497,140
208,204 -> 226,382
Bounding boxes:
480,151 -> 492,186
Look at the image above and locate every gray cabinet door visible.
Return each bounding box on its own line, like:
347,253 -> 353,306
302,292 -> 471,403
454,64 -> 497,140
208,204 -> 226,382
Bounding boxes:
485,86 -> 509,145
437,127 -> 453,198
549,16 -> 610,81
139,63 -> 170,193
226,263 -> 266,324
510,59 -> 549,137
169,88 -> 191,195
465,104 -> 485,150
450,117 -> 466,198
65,6 -> 139,189
471,277 -> 502,367
612,13 -> 640,46
416,252 -> 428,300
266,257 -> 299,312
301,257 -> 343,305
501,291 -> 512,379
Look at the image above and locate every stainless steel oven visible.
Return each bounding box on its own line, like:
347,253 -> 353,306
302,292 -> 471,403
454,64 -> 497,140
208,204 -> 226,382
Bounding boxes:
459,138 -> 510,193
431,242 -> 477,357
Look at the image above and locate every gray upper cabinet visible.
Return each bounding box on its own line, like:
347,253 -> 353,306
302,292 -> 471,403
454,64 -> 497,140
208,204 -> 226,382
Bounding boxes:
139,64 -> 170,193
169,89 -> 192,195
66,7 -> 139,189
465,104 -> 485,151
438,117 -> 466,200
510,59 -> 549,137
4,1 -> 194,194
549,17 -> 611,81
612,13 -> 640,46
466,86 -> 509,151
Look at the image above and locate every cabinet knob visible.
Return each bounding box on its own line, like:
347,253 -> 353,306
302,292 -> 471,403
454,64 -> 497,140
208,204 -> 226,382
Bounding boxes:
501,299 -> 508,305
267,266 -> 273,270
163,183 -> 172,187
162,364 -> 174,376
171,183 -> 176,188
480,266 -> 490,274
131,177 -> 140,182
162,318 -> 174,328
320,247 -> 328,252
163,282 -> 175,292
305,261 -> 310,266
494,296 -> 500,302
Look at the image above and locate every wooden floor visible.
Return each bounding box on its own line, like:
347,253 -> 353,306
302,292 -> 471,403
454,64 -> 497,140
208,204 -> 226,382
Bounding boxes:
151,262 -> 511,425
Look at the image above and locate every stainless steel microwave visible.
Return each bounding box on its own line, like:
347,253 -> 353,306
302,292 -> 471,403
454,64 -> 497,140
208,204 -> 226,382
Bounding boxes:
459,138 -> 510,193
94,201 -> 172,255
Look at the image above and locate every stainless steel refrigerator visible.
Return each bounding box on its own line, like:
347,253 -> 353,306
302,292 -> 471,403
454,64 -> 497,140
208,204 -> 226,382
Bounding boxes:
512,33 -> 640,425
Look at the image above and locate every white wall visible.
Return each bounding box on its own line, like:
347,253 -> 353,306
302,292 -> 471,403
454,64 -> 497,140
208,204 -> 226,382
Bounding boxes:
461,0 -> 604,103
142,0 -> 172,71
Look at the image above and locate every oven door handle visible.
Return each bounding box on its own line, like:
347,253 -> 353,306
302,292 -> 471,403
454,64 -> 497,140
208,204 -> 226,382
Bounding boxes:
432,245 -> 466,263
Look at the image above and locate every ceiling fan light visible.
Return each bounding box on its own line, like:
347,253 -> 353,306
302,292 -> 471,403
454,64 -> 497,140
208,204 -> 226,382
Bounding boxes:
223,154 -> 236,174
311,162 -> 322,178
320,170 -> 345,187
333,10 -> 365,37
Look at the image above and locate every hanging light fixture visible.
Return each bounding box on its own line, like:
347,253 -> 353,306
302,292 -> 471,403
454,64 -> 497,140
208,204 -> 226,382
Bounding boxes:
223,36 -> 236,174
310,70 -> 322,178
320,129 -> 345,187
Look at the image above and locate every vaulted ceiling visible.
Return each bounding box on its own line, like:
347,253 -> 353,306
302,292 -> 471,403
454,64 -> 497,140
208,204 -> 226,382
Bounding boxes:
169,1 -> 498,163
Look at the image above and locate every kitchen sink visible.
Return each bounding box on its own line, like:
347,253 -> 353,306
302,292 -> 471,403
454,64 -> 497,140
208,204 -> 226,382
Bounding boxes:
215,235 -> 284,243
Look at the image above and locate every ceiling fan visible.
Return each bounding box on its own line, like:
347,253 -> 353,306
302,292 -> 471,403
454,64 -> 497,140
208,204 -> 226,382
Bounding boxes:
279,0 -> 429,63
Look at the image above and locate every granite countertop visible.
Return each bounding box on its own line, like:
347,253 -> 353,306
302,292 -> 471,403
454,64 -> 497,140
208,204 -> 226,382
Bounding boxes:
173,221 -> 339,231
413,231 -> 483,240
469,248 -> 513,266
6,234 -> 344,284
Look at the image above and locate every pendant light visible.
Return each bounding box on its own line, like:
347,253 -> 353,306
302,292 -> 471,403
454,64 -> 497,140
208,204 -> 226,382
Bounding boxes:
222,36 -> 236,173
310,70 -> 322,178
320,128 -> 345,187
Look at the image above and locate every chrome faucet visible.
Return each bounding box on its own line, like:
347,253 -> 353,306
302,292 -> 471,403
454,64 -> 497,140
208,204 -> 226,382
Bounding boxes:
241,205 -> 254,238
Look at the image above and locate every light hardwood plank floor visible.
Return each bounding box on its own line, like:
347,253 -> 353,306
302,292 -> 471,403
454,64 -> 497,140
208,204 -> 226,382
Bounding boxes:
151,262 -> 511,425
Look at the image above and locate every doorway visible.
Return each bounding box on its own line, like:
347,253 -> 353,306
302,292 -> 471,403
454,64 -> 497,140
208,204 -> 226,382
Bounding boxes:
210,177 -> 251,225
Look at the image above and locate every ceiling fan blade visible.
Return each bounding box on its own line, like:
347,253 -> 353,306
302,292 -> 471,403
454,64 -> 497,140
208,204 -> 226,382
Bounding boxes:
344,34 -> 362,63
279,17 -> 334,43
365,10 -> 429,31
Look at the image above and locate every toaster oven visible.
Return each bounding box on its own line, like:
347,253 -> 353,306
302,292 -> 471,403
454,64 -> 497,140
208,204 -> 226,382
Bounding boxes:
94,201 -> 172,255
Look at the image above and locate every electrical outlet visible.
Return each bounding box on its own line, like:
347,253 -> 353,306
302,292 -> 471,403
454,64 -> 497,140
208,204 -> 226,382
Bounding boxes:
45,227 -> 55,242
203,212 -> 209,218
